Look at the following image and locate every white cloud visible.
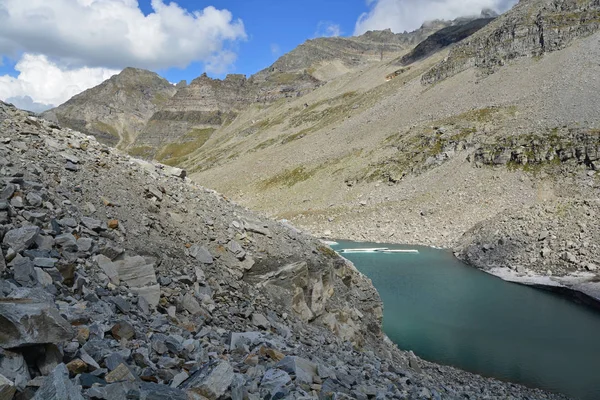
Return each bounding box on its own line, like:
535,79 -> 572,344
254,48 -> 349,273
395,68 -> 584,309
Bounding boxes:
354,0 -> 518,35
315,21 -> 342,38
270,43 -> 281,57
0,54 -> 118,111
0,0 -> 247,71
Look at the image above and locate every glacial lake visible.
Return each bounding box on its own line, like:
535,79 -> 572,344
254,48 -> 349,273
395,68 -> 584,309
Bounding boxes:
331,240 -> 600,400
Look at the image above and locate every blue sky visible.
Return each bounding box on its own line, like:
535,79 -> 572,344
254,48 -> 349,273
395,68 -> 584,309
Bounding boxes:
0,0 -> 516,111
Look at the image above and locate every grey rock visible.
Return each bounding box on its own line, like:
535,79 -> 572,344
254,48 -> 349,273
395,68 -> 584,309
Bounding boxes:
277,356 -> 317,385
10,196 -> 23,209
0,349 -> 30,390
227,240 -> 246,260
182,293 -> 202,315
0,299 -> 74,348
26,192 -> 43,207
182,360 -> 234,400
37,344 -> 64,376
2,225 -> 40,252
33,257 -> 58,268
76,237 -> 94,253
32,363 -> 84,400
81,217 -> 105,231
146,186 -> 163,201
0,373 -> 16,400
0,184 -> 15,200
55,233 -> 77,251
260,369 -> 291,397
170,371 -> 189,388
229,332 -> 262,351
10,255 -> 37,287
189,245 -> 213,264
251,313 -> 270,329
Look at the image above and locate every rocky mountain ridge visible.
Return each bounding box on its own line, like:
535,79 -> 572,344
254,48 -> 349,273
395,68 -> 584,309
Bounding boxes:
42,68 -> 177,150
423,0 -> 600,83
0,100 -> 569,399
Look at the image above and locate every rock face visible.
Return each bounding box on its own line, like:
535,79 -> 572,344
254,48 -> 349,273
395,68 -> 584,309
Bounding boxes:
423,0 -> 600,83
0,101 -> 569,399
398,17 -> 495,66
42,68 -> 177,149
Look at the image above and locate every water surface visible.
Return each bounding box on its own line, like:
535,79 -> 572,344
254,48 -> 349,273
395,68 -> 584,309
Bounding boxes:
331,240 -> 600,400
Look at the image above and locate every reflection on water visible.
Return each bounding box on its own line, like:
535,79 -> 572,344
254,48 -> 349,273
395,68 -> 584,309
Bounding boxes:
332,240 -> 600,400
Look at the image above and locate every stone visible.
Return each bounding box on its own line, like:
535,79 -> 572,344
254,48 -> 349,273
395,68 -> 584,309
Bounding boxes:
0,184 -> 15,200
277,356 -> 317,385
251,313 -> 270,329
259,347 -> 285,362
107,219 -> 119,229
94,255 -> 120,285
260,369 -> 291,397
561,252 -> 577,264
182,293 -> 202,315
188,245 -> 213,264
32,364 -> 84,400
114,255 -> 157,288
76,238 -> 94,253
105,363 -> 136,383
0,299 -> 74,348
0,373 -> 16,400
78,373 -> 106,389
229,332 -> 262,351
0,349 -> 30,390
66,359 -> 89,375
33,257 -> 58,268
10,256 -> 37,287
146,186 -> 163,201
81,217 -> 104,231
2,225 -> 40,252
111,321 -> 135,340
170,371 -> 189,388
35,267 -> 54,287
37,344 -> 64,376
182,360 -> 234,400
55,234 -> 77,251
26,192 -> 43,207
227,240 -> 246,260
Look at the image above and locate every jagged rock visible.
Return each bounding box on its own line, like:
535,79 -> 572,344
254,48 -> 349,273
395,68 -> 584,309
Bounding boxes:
182,361 -> 234,400
260,369 -> 291,397
0,373 -> 16,400
10,255 -> 37,287
229,332 -> 262,351
181,293 -> 202,315
2,226 -> 40,252
188,245 -> 213,264
0,299 -> 74,348
0,349 -> 30,390
111,321 -> 135,340
105,363 -> 137,383
277,356 -> 318,385
32,364 -> 84,400
251,313 -> 270,329
227,240 -> 246,260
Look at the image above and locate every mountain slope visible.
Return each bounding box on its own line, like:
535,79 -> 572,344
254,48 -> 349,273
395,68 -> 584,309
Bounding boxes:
42,68 -> 177,149
0,100 -> 568,399
176,0 -> 600,300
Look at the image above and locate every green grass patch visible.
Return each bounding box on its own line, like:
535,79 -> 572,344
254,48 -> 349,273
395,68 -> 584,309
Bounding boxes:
260,167 -> 315,189
128,146 -> 154,158
156,127 -> 215,165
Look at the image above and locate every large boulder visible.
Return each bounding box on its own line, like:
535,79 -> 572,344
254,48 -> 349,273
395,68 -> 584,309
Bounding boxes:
0,299 -> 74,348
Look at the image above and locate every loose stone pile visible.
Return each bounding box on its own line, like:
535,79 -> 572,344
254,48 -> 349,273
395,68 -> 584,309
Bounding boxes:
0,100 -> 567,399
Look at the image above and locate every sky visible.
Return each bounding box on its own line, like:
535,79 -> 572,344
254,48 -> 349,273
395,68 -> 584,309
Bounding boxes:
0,0 -> 518,112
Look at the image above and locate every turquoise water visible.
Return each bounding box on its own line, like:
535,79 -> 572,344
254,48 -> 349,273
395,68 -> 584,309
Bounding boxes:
331,240 -> 600,400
